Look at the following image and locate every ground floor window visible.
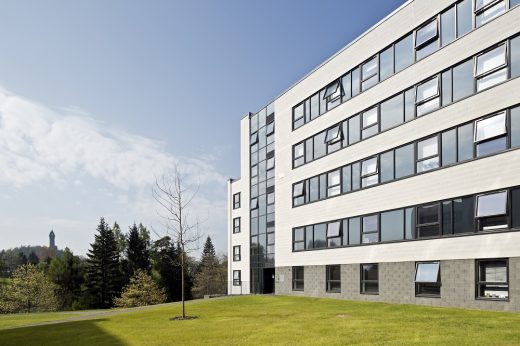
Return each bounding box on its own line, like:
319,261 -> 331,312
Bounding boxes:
292,266 -> 304,291
476,259 -> 509,300
361,263 -> 379,294
233,270 -> 241,286
415,262 -> 441,297
326,265 -> 341,293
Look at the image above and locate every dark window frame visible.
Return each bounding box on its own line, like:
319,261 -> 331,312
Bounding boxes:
233,270 -> 241,286
233,217 -> 241,234
360,263 -> 379,295
475,258 -> 509,300
416,203 -> 441,238
233,245 -> 241,261
326,265 -> 341,293
292,266 -> 305,291
233,193 -> 241,209
415,261 -> 441,297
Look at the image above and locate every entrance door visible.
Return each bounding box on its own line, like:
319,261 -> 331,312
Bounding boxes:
262,268 -> 275,294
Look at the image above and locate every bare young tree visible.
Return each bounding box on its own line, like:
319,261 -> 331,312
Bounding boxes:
152,164 -> 202,319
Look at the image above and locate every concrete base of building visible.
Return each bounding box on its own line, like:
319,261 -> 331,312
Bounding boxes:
275,258 -> 520,312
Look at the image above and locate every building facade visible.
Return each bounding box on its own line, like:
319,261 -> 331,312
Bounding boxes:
228,0 -> 520,311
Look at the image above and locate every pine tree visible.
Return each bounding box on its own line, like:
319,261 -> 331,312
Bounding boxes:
28,251 -> 40,265
84,218 -> 122,308
126,223 -> 151,277
48,248 -> 84,309
193,236 -> 220,297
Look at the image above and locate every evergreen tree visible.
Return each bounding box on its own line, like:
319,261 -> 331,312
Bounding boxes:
84,218 -> 122,308
112,222 -> 126,258
193,236 -> 220,297
48,248 -> 85,309
28,251 -> 40,265
126,223 -> 151,277
19,252 -> 28,266
114,270 -> 166,308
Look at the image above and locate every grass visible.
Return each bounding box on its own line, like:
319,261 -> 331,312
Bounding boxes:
0,295 -> 519,345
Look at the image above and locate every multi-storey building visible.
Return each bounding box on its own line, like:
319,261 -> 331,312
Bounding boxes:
228,0 -> 520,311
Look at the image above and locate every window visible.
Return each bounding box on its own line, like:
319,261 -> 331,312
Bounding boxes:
348,217 -> 361,245
362,215 -> 379,244
361,157 -> 378,187
325,125 -> 342,153
395,144 -> 414,178
250,198 -> 258,210
417,204 -> 440,238
475,44 -> 507,91
233,246 -> 241,261
361,56 -> 378,90
313,223 -> 327,249
381,209 -> 404,241
314,131 -> 327,159
395,33 -> 414,73
326,265 -> 341,292
352,67 -> 360,96
512,188 -> 520,228
348,115 -> 360,145
417,136 -> 439,172
380,150 -> 394,183
342,165 -> 352,193
250,132 -> 258,145
441,129 -> 457,166
294,143 -> 305,167
512,106 -> 520,148
267,157 -> 275,170
327,170 -> 341,197
476,259 -> 508,299
416,77 -> 440,116
327,221 -> 342,247
293,182 -> 305,206
457,0 -> 472,36
458,123 -> 474,161
293,227 -> 305,251
512,35 -> 520,79
380,46 -> 394,80
362,107 -> 378,139
233,217 -> 241,234
415,19 -> 439,60
415,262 -> 441,297
233,270 -> 241,286
476,191 -> 508,231
452,60 -> 474,101
475,0 -> 506,27
266,122 -> 274,135
361,264 -> 379,294
380,93 -> 404,131
233,193 -> 241,209
441,7 -> 455,46
292,266 -> 304,291
323,80 -> 342,103
474,112 -> 507,156
293,103 -> 305,129
453,197 -> 475,234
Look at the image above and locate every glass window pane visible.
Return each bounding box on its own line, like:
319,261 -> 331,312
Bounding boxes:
418,204 -> 439,225
477,191 -> 507,217
404,89 -> 415,121
362,107 -> 378,127
352,162 -> 360,190
348,115 -> 360,145
418,136 -> 438,159
361,157 -> 378,176
512,0 -> 520,7
405,207 -> 416,239
309,177 -> 319,202
324,81 -> 341,100
395,34 -> 414,73
380,151 -> 394,183
441,7 -> 456,46
352,67 -> 360,96
380,46 -> 394,80
442,201 -> 453,235
325,125 -> 341,143
476,1 -> 506,27
314,131 -> 326,159
305,138 -> 313,162
511,35 -> 520,79
363,215 -> 378,233
453,197 -> 475,234
341,73 -> 352,102
441,70 -> 452,106
319,89 -> 326,115
314,223 -> 326,248
319,174 -> 327,200
476,45 -> 507,77
381,209 -> 404,241
416,41 -> 439,61
327,221 -> 341,237
348,217 -> 361,245
451,60 -> 473,102
380,94 -> 404,131
416,77 -> 439,103
362,56 -> 378,80
342,165 -> 351,193
442,129 -> 457,166
457,123 -> 474,161
417,98 -> 440,117
415,262 -> 440,282
306,226 -> 313,249
395,144 -> 414,178
512,106 -> 520,148
477,68 -> 507,91
512,188 -> 520,228
456,0 -> 472,37
479,259 -> 507,283
310,93 -> 319,120
476,112 -> 506,142
416,19 -> 438,48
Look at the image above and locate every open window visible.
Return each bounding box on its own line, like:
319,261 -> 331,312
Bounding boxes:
361,56 -> 378,90
474,112 -> 507,156
266,122 -> 274,135
326,221 -> 342,247
416,203 -> 440,238
475,0 -> 506,27
362,107 -> 378,139
250,132 -> 258,145
476,191 -> 508,231
415,262 -> 441,297
325,125 -> 342,144
250,197 -> 258,210
417,136 -> 439,172
476,259 -> 509,299
323,80 -> 343,102
475,44 -> 508,91
293,182 -> 305,206
361,156 -> 379,188
415,18 -> 439,60
415,76 -> 440,116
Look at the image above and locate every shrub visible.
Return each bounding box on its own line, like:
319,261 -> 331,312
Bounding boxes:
115,270 -> 166,308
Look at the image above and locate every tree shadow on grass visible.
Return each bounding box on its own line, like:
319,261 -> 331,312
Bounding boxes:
0,318 -> 125,346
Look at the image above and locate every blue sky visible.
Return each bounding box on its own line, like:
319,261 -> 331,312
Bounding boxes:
0,0 -> 404,257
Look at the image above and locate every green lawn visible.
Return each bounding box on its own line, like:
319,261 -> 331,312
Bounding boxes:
0,295 -> 519,345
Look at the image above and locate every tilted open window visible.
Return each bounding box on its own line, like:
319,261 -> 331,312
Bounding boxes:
476,191 -> 508,231
475,44 -> 508,91
323,80 -> 343,102
475,0 -> 506,27
415,76 -> 440,116
415,261 -> 441,297
361,156 -> 379,187
474,112 -> 507,156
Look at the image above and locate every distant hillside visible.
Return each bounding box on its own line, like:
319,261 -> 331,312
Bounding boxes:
0,246 -> 63,277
